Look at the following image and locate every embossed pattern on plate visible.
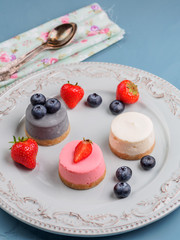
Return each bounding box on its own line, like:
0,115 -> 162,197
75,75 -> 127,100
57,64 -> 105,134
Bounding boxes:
0,62 -> 180,236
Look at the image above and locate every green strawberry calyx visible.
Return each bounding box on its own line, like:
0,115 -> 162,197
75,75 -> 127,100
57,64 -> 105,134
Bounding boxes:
127,81 -> 139,96
9,136 -> 29,149
67,81 -> 78,86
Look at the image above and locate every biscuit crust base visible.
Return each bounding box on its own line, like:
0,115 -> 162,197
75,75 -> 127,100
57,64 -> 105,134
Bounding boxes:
109,141 -> 155,160
59,170 -> 106,190
25,125 -> 70,146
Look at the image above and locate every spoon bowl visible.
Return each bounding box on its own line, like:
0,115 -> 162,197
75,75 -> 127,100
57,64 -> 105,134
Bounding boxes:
47,23 -> 77,48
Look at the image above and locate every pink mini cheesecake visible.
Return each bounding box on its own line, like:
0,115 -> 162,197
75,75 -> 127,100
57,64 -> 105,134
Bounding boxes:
59,140 -> 106,190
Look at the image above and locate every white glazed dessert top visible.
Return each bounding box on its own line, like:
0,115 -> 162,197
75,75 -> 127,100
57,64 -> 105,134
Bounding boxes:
111,112 -> 154,142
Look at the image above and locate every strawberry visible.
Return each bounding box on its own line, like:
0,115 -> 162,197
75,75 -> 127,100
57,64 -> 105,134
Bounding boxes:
116,80 -> 139,104
60,81 -> 84,109
74,138 -> 93,163
10,136 -> 38,169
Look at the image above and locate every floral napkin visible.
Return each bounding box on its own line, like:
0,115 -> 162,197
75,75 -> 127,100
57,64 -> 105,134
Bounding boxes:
0,3 -> 125,89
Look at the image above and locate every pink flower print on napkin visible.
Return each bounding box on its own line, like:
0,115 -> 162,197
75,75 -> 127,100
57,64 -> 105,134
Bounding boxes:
41,58 -> 49,64
81,39 -> 88,43
0,52 -> 10,62
10,73 -> 18,79
10,54 -> 16,61
91,4 -> 102,11
60,15 -> 69,24
87,31 -> 98,36
49,58 -> 58,64
87,25 -> 99,37
41,58 -> 58,65
90,25 -> 99,32
99,28 -> 110,34
40,32 -> 49,42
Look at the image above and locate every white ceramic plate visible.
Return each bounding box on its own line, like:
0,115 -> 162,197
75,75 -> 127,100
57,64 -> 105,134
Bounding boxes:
0,62 -> 180,237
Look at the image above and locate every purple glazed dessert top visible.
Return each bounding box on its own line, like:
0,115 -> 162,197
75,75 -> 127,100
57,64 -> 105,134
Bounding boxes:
25,101 -> 69,140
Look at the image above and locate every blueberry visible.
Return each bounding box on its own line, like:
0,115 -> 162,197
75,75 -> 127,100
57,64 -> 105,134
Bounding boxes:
87,93 -> 102,108
45,98 -> 61,113
31,105 -> 47,119
116,166 -> 132,182
30,93 -> 46,106
114,182 -> 131,198
140,155 -> 156,170
109,100 -> 125,115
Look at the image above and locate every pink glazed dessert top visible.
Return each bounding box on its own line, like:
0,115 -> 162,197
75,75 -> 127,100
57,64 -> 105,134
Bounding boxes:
59,140 -> 106,185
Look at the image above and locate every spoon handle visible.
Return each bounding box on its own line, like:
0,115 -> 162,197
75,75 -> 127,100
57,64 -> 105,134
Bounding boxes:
0,44 -> 47,82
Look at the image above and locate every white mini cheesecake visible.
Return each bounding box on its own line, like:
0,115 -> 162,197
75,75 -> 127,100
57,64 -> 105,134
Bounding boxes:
109,112 -> 155,160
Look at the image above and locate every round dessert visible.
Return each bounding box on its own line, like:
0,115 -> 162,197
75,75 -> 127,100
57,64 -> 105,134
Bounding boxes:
25,100 -> 70,146
109,112 -> 155,160
59,140 -> 106,190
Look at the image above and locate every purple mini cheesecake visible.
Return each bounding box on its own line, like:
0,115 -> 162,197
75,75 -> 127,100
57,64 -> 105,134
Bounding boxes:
25,101 -> 70,146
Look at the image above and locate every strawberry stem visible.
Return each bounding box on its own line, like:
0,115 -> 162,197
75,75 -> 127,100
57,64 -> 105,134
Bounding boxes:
67,81 -> 79,86
83,137 -> 92,144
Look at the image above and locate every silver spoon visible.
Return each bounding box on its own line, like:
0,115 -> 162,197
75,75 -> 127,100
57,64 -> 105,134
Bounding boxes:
0,22 -> 77,81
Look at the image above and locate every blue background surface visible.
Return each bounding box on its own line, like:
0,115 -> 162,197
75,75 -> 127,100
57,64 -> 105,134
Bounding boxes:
0,0 -> 180,239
